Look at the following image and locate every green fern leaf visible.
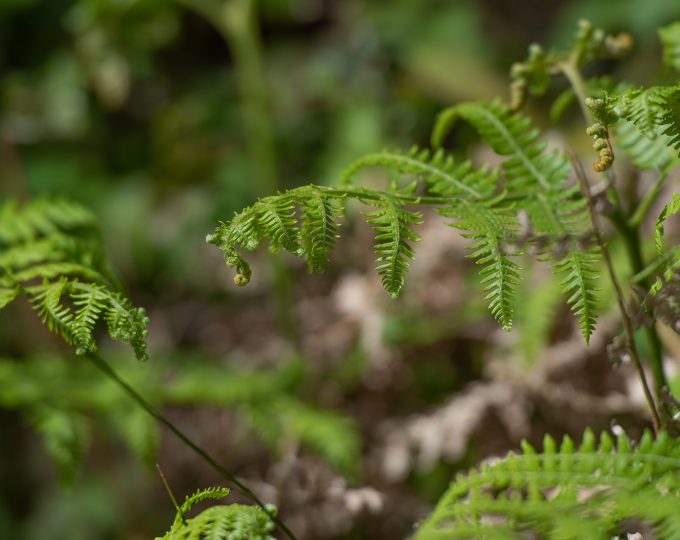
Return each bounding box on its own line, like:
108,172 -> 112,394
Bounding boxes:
433,100 -> 599,341
342,147 -> 495,198
301,187 -> 343,273
342,147 -> 520,328
30,405 -> 90,483
660,21 -> 680,72
255,195 -> 302,255
615,118 -> 679,171
364,197 -> 422,298
156,487 -> 276,540
656,193 -> 680,255
0,199 -> 150,361
414,429 -> 680,540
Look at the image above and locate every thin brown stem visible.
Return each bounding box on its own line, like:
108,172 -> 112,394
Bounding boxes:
86,351 -> 297,540
573,159 -> 661,432
157,464 -> 186,525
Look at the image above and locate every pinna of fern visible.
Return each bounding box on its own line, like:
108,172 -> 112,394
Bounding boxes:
433,100 -> 600,342
208,146 -> 523,330
156,486 -> 276,540
413,428 -> 680,540
0,198 -> 149,361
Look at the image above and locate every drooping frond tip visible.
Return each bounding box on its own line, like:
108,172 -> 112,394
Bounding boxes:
0,199 -> 150,361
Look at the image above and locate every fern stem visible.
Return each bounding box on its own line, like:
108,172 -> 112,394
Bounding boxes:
557,60 -> 592,124
608,204 -> 668,394
630,171 -> 670,228
156,464 -> 186,525
85,351 -> 298,540
574,161 -> 661,431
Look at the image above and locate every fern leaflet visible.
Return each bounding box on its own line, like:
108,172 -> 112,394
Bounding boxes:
433,101 -> 599,341
156,487 -> 276,540
414,429 -> 680,540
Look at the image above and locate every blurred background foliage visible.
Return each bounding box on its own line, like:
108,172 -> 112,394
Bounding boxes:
1,0 -> 679,538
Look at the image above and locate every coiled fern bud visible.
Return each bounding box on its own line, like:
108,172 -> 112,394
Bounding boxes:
585,96 -> 615,172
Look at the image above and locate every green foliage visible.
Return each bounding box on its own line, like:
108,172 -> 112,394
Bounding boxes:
0,199 -> 149,361
434,101 -> 599,341
155,487 -> 276,540
0,354 -> 360,478
413,429 -> 680,539
660,21 -> 680,71
655,192 -> 680,254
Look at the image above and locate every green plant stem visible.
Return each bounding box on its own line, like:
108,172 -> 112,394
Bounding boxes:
574,162 -> 661,431
560,60 -> 668,396
157,464 -> 186,525
608,204 -> 668,394
85,351 -> 298,540
630,171 -> 669,228
557,60 -> 592,124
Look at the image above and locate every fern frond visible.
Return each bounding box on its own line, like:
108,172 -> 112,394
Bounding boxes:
341,147 -> 496,198
432,100 -> 599,341
0,198 -> 150,361
655,193 -> 680,255
0,198 -> 96,244
414,429 -> 680,540
364,197 -> 422,298
341,147 -> 521,326
615,119 -> 679,171
30,405 -> 90,482
613,85 -> 680,157
660,21 -> 680,72
156,487 -> 276,540
255,195 -> 303,255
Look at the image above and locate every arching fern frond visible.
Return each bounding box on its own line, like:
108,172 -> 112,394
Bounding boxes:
414,429 -> 680,540
341,147 -> 496,198
210,148 -> 523,328
341,147 -> 520,326
156,487 -> 276,540
0,199 -> 149,361
432,100 -> 599,341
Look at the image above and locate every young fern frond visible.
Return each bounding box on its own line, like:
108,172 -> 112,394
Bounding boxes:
414,429 -> 680,540
433,100 -> 599,341
156,487 -> 276,540
342,147 -> 521,326
0,199 -> 149,361
211,148 -> 523,328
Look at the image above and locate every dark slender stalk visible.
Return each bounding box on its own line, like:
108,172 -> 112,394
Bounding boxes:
607,204 -> 668,393
86,351 -> 298,540
157,464 -> 185,525
573,161 -> 661,432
